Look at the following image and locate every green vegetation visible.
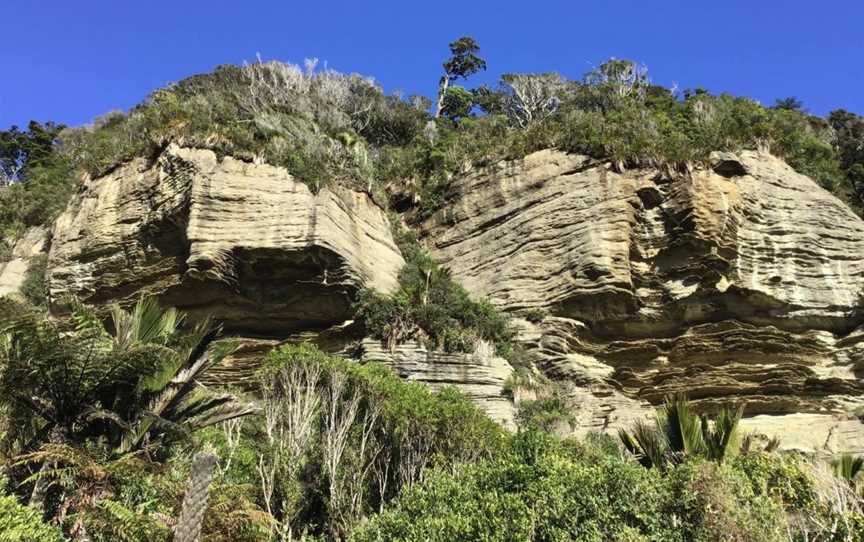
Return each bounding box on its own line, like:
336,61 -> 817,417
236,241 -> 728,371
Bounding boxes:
0,477 -> 65,542
0,309 -> 505,541
353,232 -> 514,356
833,453 -> 864,491
20,253 -> 48,306
351,430 -> 863,542
4,37 -> 864,542
0,122 -> 73,259
253,344 -> 505,539
0,297 -> 253,460
618,394 -> 745,469
4,39 -> 864,252
1,299 -> 864,540
434,37 -> 487,120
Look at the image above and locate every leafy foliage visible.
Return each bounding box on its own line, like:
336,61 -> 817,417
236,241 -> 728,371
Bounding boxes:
0,494 -> 66,542
619,394 -> 744,469
353,235 -> 514,356
0,297 -> 254,459
253,344 -> 505,539
0,122 -> 73,259
352,431 -> 791,542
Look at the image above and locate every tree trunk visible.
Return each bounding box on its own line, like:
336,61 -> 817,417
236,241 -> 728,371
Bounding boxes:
174,450 -> 218,542
434,75 -> 450,119
29,425 -> 64,514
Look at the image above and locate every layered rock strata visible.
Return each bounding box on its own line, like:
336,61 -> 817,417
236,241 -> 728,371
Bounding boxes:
48,144 -> 404,335
422,149 -> 864,453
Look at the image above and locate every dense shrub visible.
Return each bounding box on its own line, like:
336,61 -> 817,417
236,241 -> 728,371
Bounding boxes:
354,233 -> 514,356
0,477 -> 66,542
253,344 -> 506,538
666,460 -> 787,542
732,452 -> 819,511
352,431 -> 793,542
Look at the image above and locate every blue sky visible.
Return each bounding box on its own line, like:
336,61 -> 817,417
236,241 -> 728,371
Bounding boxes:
3,0 -> 862,130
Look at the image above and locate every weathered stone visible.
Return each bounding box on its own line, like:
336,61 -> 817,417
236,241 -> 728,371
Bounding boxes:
48,145 -> 404,335
422,149 -> 864,451
360,338 -> 516,427
0,227 -> 47,297
42,143 -> 864,450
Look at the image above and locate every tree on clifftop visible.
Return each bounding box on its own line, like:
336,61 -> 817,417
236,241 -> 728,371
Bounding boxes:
434,36 -> 486,119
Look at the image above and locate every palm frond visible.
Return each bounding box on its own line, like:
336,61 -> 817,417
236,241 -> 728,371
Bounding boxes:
704,403 -> 744,462
619,420 -> 668,469
832,454 -> 864,483
662,393 -> 705,458
111,296 -> 184,352
185,400 -> 260,431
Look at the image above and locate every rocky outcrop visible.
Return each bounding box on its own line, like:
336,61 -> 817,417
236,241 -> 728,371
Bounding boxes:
0,227 -> 47,297
43,143 -> 864,453
422,149 -> 864,453
48,145 -> 404,335
360,339 -> 516,427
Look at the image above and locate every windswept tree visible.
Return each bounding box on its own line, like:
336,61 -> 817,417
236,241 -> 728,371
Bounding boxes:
772,97 -> 805,112
434,36 -> 487,119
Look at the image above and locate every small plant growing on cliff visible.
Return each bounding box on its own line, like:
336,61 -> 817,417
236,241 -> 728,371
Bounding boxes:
619,394 -> 744,469
353,245 -> 514,356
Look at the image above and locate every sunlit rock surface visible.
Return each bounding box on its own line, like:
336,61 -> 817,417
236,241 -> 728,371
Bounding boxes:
48,144 -> 404,335
422,149 -> 864,452
0,227 -> 47,297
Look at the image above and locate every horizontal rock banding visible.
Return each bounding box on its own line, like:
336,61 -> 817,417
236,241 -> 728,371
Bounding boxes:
423,149 -> 864,452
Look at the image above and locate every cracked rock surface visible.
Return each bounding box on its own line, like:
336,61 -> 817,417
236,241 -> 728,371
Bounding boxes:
48,144 -> 404,335
422,149 -> 864,453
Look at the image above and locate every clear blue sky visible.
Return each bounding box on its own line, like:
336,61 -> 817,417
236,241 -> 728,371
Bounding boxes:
3,0 -> 862,130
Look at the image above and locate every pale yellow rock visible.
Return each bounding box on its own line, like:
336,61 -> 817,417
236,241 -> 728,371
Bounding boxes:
0,227 -> 47,297
48,145 -> 404,334
423,149 -> 864,450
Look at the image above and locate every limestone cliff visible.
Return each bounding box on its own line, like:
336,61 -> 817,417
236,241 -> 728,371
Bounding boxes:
421,149 -> 864,453
35,144 -> 864,451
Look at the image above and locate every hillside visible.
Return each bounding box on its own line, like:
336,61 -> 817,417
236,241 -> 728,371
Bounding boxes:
3,50 -> 864,540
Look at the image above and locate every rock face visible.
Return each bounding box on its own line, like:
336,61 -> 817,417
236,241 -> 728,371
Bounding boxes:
360,339 -> 516,427
422,149 -> 864,453
48,145 -> 404,335
0,227 -> 47,297
43,143 -> 864,453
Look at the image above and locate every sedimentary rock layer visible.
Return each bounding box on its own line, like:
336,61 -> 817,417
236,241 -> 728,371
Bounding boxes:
48,145 -> 404,335
422,149 -> 864,453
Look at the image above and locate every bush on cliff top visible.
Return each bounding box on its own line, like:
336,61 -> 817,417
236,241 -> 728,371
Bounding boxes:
4,53 -> 864,243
